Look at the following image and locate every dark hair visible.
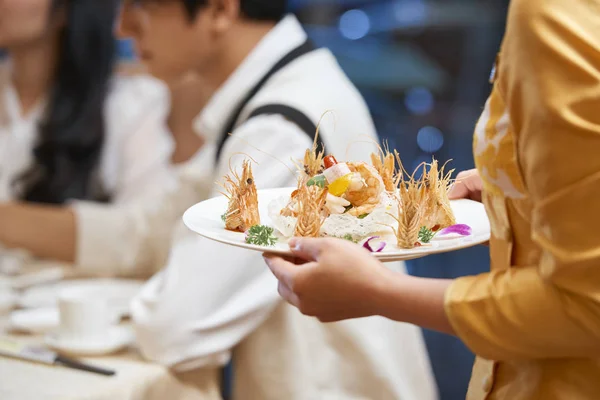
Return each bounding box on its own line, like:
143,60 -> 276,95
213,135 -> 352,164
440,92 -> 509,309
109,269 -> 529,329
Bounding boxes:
181,0 -> 286,22
17,0 -> 118,204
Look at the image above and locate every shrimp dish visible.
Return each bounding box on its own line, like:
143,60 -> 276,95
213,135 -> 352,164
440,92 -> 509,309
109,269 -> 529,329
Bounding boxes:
218,133 -> 462,250
268,140 -> 458,248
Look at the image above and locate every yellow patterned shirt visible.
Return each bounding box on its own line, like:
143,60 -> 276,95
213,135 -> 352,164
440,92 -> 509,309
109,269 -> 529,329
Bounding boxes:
444,0 -> 600,399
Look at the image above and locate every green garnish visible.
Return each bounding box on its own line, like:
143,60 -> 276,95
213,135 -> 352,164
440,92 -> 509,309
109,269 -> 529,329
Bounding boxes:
245,225 -> 277,247
418,226 -> 436,243
343,205 -> 353,213
307,175 -> 327,188
330,233 -> 359,243
343,233 -> 355,242
357,213 -> 369,219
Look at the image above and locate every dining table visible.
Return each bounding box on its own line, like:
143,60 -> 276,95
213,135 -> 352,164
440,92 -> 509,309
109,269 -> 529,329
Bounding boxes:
0,264 -> 223,400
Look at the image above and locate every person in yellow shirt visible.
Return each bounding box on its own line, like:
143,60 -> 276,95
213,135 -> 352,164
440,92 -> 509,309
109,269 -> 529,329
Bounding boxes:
264,0 -> 600,399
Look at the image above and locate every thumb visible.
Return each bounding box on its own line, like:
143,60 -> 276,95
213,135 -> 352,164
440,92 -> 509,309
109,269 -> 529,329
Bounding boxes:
288,237 -> 326,261
449,170 -> 479,200
448,179 -> 470,200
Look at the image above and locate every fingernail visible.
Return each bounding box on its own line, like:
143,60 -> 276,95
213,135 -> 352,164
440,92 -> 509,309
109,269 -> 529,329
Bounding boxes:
288,238 -> 300,251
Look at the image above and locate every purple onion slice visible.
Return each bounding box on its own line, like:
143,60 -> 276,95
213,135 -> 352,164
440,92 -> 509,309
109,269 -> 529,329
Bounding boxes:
439,224 -> 472,237
363,236 -> 387,253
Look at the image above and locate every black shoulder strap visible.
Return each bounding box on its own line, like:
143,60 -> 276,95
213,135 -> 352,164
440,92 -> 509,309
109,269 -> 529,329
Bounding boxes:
215,40 -> 317,162
247,104 -> 325,154
248,104 -> 317,139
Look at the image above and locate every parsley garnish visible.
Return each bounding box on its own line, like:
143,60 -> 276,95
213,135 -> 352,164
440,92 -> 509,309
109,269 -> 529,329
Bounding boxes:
331,233 -> 358,243
418,226 -> 436,243
245,225 -> 277,247
343,233 -> 355,242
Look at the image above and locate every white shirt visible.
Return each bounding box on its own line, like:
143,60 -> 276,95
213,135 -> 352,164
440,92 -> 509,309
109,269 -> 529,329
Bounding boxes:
131,15 -> 437,399
0,63 -> 179,276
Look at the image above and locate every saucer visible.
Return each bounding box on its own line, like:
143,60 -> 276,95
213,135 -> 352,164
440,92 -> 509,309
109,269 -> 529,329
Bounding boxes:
9,308 -> 58,333
10,307 -> 122,334
45,326 -> 134,357
19,279 -> 143,313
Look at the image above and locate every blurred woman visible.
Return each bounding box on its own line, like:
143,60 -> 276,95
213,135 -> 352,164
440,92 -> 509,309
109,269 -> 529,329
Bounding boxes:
0,0 -> 177,277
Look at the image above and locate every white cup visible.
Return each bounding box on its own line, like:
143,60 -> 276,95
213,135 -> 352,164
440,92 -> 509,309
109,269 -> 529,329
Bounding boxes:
57,288 -> 114,342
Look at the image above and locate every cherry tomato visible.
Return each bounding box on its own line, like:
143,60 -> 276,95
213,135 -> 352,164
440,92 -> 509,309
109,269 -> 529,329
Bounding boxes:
323,155 -> 338,169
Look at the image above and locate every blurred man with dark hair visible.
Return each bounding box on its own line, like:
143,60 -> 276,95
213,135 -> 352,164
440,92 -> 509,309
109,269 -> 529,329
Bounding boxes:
119,1 -> 437,399
121,0 -> 286,85
179,0 -> 286,21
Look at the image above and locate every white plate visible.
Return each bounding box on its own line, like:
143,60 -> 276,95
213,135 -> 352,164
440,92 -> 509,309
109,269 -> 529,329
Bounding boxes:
7,267 -> 65,290
183,187 -> 490,262
0,287 -> 17,314
18,279 -> 143,314
45,326 -> 133,357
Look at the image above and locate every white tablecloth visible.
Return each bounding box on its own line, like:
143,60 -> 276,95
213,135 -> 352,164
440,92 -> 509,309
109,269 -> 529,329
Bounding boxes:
0,268 -> 222,400
0,329 -> 222,400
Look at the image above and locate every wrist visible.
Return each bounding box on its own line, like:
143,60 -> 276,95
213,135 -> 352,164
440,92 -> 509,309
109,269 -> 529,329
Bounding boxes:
373,272 -> 456,334
372,271 -> 417,321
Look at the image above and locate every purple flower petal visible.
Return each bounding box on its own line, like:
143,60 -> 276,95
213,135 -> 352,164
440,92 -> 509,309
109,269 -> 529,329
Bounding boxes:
439,224 -> 472,236
363,236 -> 386,253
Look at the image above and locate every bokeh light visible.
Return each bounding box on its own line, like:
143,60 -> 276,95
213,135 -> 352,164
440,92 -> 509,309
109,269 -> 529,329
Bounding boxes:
416,126 -> 444,153
405,87 -> 434,115
394,0 -> 427,28
339,9 -> 371,40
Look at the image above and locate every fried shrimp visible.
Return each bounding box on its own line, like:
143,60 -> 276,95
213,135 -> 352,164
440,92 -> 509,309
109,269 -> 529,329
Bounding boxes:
389,165 -> 430,249
421,159 -> 456,230
370,143 -> 400,192
294,184 -> 328,237
293,122 -> 325,179
344,162 -> 384,216
220,159 -> 260,232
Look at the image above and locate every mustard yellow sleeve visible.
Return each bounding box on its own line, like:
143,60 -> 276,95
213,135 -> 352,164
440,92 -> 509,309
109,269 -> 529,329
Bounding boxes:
445,0 -> 600,361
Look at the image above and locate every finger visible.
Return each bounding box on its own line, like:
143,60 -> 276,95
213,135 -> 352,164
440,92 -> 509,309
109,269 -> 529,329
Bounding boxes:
262,252 -> 308,265
288,237 -> 329,261
318,316 -> 342,324
263,255 -> 298,290
448,179 -> 470,200
449,170 -> 472,197
449,170 -> 481,200
277,282 -> 300,308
